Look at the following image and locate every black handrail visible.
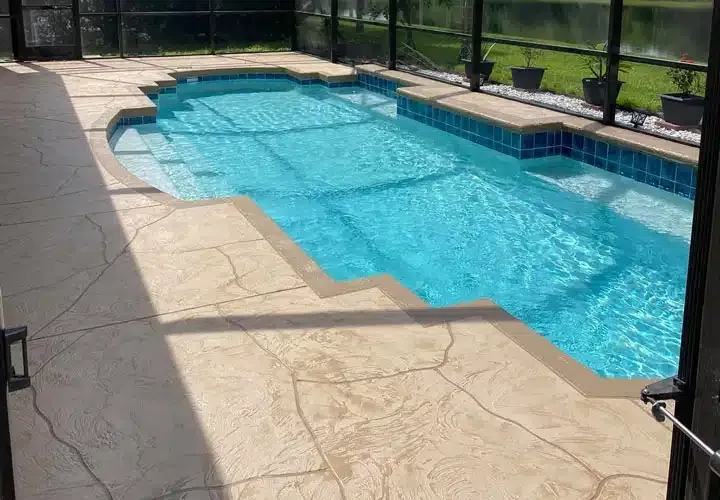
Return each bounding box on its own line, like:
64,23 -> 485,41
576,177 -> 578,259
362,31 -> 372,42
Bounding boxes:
480,34 -> 603,58
337,15 -> 388,27
388,0 -> 396,69
80,9 -> 293,15
645,398 -> 720,500
604,0 -> 623,124
302,11 -> 708,72
469,0 -> 483,91
295,9 -> 707,147
330,0 -> 338,62
209,0 -> 216,54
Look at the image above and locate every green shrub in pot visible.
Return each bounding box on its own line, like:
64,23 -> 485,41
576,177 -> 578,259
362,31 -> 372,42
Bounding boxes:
661,54 -> 705,127
510,47 -> 546,91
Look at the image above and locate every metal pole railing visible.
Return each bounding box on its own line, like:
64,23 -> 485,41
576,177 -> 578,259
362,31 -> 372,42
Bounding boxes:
291,7 -> 298,51
646,399 -> 720,499
603,0 -> 623,124
294,10 -> 708,72
71,0 -> 82,59
209,0 -> 215,55
650,401 -> 714,456
115,0 -> 124,58
330,0 -> 338,63
664,0 -> 720,495
469,0 -> 484,92
388,0 -> 397,70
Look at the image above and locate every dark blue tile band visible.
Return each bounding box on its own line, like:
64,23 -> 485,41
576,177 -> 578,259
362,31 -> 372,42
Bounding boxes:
357,72 -> 401,97
118,115 -> 156,126
387,73 -> 696,200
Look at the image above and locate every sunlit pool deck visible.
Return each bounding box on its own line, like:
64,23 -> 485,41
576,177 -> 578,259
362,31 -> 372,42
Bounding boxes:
0,53 -> 684,499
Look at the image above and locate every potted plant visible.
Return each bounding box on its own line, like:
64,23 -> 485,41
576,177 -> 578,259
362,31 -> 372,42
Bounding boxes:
462,42 -> 496,84
510,47 -> 545,90
661,54 -> 704,127
581,43 -> 626,107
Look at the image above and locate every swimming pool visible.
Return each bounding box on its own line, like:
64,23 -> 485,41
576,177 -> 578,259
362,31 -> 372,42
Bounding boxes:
111,77 -> 693,379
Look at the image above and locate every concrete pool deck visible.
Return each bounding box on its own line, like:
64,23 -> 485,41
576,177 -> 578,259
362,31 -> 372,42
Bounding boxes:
0,52 -> 679,499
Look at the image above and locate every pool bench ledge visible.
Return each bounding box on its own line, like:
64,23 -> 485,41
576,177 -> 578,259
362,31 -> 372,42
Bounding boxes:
355,63 -> 699,168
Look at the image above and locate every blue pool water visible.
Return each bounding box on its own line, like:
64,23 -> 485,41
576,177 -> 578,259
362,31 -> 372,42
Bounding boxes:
112,79 -> 693,379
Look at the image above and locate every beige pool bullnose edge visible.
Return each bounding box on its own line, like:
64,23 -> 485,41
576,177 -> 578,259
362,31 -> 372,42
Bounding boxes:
234,196 -> 658,399
2,53 -> 675,500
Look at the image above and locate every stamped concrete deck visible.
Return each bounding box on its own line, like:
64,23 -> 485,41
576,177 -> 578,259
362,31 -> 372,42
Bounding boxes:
0,53 -> 675,499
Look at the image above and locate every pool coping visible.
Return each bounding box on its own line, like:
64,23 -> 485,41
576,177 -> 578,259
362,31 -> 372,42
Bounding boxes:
355,64 -> 699,168
88,62 -> 664,400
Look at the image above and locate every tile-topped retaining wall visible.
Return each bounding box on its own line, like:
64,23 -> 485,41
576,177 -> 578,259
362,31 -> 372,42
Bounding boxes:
397,94 -> 562,160
392,87 -> 697,200
561,132 -> 696,199
114,70 -> 697,201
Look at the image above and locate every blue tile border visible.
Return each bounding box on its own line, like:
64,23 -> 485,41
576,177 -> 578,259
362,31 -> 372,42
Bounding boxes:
132,70 -> 697,201
557,138 -> 697,200
117,115 -> 156,126
107,115 -> 157,140
397,94 -> 565,162
108,120 -> 120,139
389,78 -> 696,201
356,72 -> 400,97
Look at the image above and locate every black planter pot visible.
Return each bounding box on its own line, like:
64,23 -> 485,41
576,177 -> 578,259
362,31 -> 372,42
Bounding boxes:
510,67 -> 546,90
581,78 -> 624,107
465,60 -> 495,83
660,93 -> 705,127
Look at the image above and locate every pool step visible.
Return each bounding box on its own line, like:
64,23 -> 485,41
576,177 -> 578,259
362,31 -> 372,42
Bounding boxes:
112,129 -> 179,196
112,127 -> 151,154
134,127 -> 207,199
138,130 -> 185,164
334,90 -> 397,119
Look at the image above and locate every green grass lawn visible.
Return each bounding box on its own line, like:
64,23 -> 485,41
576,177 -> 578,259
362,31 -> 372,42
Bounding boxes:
338,20 -> 706,113
118,40 -> 291,57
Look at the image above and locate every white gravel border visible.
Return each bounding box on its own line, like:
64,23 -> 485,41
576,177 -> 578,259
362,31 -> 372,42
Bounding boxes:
411,68 -> 701,145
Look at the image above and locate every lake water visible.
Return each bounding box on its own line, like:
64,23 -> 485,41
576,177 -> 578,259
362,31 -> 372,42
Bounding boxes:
484,1 -> 711,62
337,0 -> 712,63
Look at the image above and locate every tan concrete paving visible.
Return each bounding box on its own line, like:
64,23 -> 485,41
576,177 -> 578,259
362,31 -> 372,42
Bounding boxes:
0,53 -> 673,499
